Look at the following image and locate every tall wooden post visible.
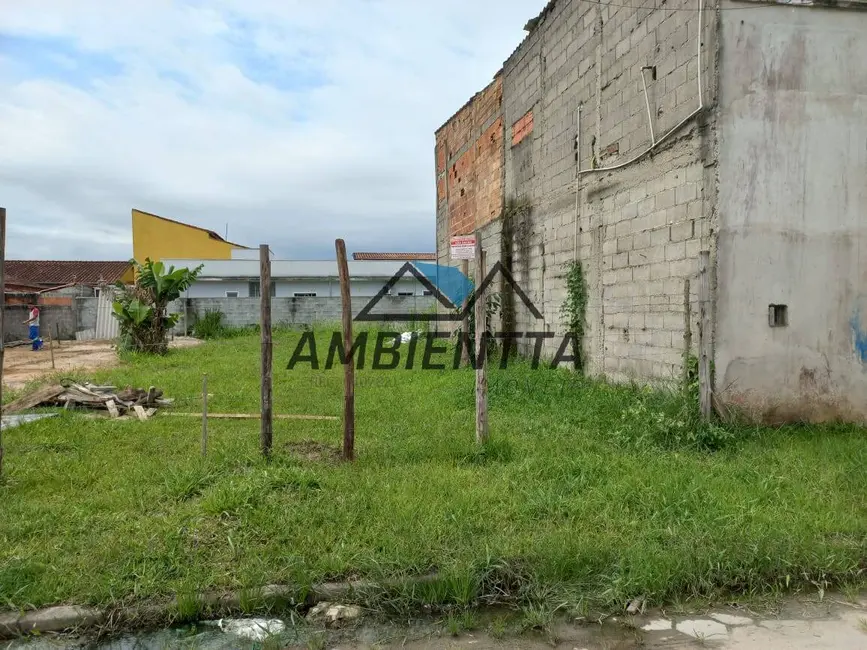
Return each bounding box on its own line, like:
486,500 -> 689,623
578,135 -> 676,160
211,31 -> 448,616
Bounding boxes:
0,207 -> 5,476
474,236 -> 489,445
698,251 -> 711,420
260,244 -> 273,457
335,239 -> 355,461
460,259 -> 470,367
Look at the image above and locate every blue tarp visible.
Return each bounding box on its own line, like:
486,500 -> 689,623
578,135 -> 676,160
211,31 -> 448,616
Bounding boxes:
412,262 -> 474,308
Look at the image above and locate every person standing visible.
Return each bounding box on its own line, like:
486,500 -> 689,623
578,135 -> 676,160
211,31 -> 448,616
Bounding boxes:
24,304 -> 43,351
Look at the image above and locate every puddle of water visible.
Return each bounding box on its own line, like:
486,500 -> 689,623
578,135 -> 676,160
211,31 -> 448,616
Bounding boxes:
1,414 -> 57,431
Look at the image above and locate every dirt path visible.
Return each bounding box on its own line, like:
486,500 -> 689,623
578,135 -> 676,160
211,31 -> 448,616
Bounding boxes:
2,338 -> 201,390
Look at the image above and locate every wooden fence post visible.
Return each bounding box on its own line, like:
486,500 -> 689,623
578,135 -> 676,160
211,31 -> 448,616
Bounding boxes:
47,333 -> 55,369
335,239 -> 355,461
0,207 -> 5,476
460,259 -> 470,367
698,251 -> 711,420
260,244 -> 273,458
474,236 -> 489,445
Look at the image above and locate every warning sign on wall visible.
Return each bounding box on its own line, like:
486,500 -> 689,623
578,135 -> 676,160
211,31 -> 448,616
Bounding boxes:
450,235 -> 476,260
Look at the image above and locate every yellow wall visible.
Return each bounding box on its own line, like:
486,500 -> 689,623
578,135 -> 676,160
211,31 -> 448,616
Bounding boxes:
120,266 -> 135,283
131,209 -> 249,263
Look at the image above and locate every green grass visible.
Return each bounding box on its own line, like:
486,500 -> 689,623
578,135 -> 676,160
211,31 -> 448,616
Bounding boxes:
1,331 -> 866,616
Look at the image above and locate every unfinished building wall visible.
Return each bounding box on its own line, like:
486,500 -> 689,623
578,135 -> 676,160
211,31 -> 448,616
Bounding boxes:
496,0 -> 718,380
434,74 -> 505,325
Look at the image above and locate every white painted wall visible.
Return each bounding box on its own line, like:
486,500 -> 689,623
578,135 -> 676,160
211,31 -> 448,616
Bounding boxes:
187,280 -> 251,298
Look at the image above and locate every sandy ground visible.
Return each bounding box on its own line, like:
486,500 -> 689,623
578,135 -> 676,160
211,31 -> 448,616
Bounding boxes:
2,338 -> 201,390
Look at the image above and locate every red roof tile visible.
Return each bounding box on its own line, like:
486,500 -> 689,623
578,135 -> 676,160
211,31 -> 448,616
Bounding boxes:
352,252 -> 436,261
4,260 -> 133,286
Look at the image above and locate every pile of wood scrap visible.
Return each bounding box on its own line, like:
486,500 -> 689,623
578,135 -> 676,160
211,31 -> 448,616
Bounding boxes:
3,382 -> 173,421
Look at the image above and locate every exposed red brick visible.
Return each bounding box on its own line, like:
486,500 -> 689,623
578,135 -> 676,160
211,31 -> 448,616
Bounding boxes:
436,75 -> 504,238
511,110 -> 534,147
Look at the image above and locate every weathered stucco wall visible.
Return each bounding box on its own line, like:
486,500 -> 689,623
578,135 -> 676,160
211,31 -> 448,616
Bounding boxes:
716,2 -> 867,422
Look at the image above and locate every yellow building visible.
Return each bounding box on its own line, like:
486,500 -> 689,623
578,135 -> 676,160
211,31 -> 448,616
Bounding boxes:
131,208 -> 250,263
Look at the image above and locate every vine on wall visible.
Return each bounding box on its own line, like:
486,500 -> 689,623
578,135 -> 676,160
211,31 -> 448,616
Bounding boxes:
560,260 -> 588,371
499,196 -> 532,337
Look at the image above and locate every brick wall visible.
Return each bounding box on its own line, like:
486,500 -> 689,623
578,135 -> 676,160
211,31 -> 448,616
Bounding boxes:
434,0 -> 718,381
435,74 -> 504,242
3,304 -> 79,342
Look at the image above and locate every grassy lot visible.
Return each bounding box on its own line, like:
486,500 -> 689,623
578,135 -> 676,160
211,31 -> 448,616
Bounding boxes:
1,330 -> 865,615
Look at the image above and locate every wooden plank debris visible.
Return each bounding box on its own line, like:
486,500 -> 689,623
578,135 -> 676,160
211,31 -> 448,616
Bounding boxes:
4,385 -> 66,414
4,382 -> 169,420
163,413 -> 339,421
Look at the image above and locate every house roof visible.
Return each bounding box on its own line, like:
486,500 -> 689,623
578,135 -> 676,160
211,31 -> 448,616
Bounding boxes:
133,208 -> 251,249
352,252 -> 436,261
4,260 -> 133,286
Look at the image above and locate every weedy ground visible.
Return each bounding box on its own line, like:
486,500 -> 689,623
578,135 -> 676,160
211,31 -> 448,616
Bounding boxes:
1,330 -> 865,619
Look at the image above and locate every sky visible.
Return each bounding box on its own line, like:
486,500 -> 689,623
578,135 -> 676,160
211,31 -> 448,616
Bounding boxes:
0,1 -> 538,261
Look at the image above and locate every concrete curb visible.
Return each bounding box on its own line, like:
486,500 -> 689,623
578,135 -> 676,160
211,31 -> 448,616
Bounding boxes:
0,575 -> 440,640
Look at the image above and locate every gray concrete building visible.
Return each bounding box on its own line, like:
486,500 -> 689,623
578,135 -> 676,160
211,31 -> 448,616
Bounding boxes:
435,0 -> 867,422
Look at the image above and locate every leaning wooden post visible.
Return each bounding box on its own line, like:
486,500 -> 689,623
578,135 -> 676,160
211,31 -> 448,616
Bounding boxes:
259,244 -> 273,458
201,374 -> 208,457
698,251 -> 711,420
474,236 -> 489,445
0,207 -> 5,476
47,332 -> 55,369
460,259 -> 470,367
335,239 -> 355,461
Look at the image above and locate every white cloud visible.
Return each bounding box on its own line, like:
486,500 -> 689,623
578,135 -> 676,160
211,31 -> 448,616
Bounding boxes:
0,0 -> 538,260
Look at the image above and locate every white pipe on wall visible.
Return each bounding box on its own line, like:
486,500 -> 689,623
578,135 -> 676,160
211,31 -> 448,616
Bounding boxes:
577,0 -> 704,178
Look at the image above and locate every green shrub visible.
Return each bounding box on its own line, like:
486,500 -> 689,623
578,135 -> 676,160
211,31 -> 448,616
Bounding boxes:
192,310 -> 226,340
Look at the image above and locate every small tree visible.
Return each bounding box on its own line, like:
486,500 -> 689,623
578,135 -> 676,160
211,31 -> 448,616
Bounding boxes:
113,258 -> 202,354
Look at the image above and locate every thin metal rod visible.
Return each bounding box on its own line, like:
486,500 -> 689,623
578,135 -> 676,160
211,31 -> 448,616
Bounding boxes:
577,0 -> 704,178
573,105 -> 582,256
641,68 -> 656,145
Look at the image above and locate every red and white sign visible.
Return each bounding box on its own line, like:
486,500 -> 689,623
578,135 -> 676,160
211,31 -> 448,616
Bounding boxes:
450,235 -> 476,260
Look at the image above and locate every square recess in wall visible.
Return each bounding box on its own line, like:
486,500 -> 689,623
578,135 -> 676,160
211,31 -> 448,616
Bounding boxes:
768,304 -> 788,328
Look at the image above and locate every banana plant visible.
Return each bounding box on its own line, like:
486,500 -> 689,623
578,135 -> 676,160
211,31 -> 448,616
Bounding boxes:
112,258 -> 202,353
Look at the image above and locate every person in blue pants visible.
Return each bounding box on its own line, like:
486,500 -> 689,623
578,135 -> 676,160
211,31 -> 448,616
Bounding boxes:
24,304 -> 43,351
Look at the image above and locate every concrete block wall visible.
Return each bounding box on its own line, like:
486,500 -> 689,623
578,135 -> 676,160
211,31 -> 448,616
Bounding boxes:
3,304 -> 78,342
495,0 -> 718,379
75,298 -> 99,334
169,296 -> 437,332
